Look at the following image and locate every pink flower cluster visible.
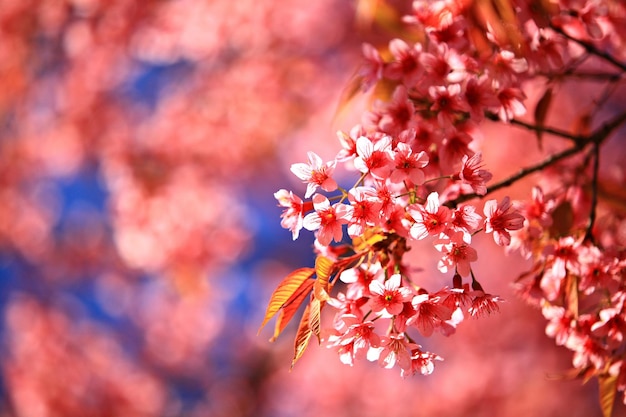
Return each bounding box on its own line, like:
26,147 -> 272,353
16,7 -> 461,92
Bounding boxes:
272,3 -> 626,408
512,185 -> 626,402
272,0 -> 549,375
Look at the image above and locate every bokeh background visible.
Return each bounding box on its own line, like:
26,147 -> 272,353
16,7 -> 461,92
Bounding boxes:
1,1 -> 624,416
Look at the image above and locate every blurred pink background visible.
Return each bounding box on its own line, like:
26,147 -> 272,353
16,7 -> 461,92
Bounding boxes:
0,1 -> 624,416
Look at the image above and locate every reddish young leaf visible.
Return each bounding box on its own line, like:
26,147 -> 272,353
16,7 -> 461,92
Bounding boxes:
353,227 -> 387,252
337,251 -> 366,268
271,279 -> 316,342
564,273 -> 579,319
549,201 -> 574,238
259,267 -> 315,333
598,372 -> 618,417
534,87 -> 553,150
333,72 -> 364,123
314,256 -> 334,301
309,298 -> 323,341
291,303 -> 313,369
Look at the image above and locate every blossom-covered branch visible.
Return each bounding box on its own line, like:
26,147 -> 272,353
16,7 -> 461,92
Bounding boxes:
265,1 -> 626,415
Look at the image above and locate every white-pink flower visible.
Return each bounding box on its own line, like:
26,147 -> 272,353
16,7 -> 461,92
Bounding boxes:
353,136 -> 394,179
303,194 -> 353,246
290,151 -> 338,198
434,231 -> 478,277
483,196 -> 525,246
274,189 -> 305,240
369,273 -> 413,317
457,152 -> 492,195
347,186 -> 382,237
408,192 -> 452,240
390,142 -> 429,185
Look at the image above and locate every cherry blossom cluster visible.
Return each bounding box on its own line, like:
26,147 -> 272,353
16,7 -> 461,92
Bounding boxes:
273,0 -> 626,391
276,143 -> 523,374
512,183 -> 626,401
273,0 -> 537,374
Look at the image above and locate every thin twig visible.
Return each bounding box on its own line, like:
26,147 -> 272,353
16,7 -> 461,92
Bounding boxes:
538,70 -> 624,82
446,144 -> 583,207
485,112 -> 585,143
552,25 -> 626,73
584,143 -> 600,243
447,111 -> 626,207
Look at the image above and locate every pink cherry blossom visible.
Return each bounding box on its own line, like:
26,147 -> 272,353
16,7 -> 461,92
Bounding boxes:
339,263 -> 384,297
490,50 -> 529,84
456,152 -> 493,195
468,291 -> 503,318
325,314 -> 381,364
435,231 -> 478,277
347,186 -> 383,237
359,42 -> 385,91
290,151 -> 338,198
408,293 -> 453,337
408,192 -> 452,240
389,143 -> 429,184
369,273 -> 413,317
373,86 -> 416,135
524,186 -> 556,227
496,86 -> 527,121
543,236 -> 581,279
274,189 -> 305,240
353,135 -> 394,179
463,74 -> 500,121
429,83 -> 470,126
401,349 -> 443,377
483,196 -> 525,246
302,194 -> 353,246
439,129 -> 474,173
451,204 -> 482,236
384,38 -> 423,85
376,333 -> 417,372
543,305 -> 574,346
419,43 -> 466,86
336,125 -> 366,162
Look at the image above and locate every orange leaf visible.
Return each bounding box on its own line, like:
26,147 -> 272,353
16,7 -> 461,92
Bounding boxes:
271,278 -> 315,342
258,267 -> 315,333
314,256 -> 334,301
534,87 -> 553,150
353,227 -> 387,252
334,252 -> 366,274
598,373 -> 618,417
549,201 -> 574,238
333,72 -> 364,123
309,298 -> 323,341
564,273 -> 579,319
291,304 -> 313,369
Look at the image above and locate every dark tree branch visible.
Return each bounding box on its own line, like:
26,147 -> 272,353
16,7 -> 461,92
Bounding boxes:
551,25 -> 626,73
584,143 -> 600,243
485,112 -> 585,143
446,144 -> 583,207
447,111 -> 626,207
